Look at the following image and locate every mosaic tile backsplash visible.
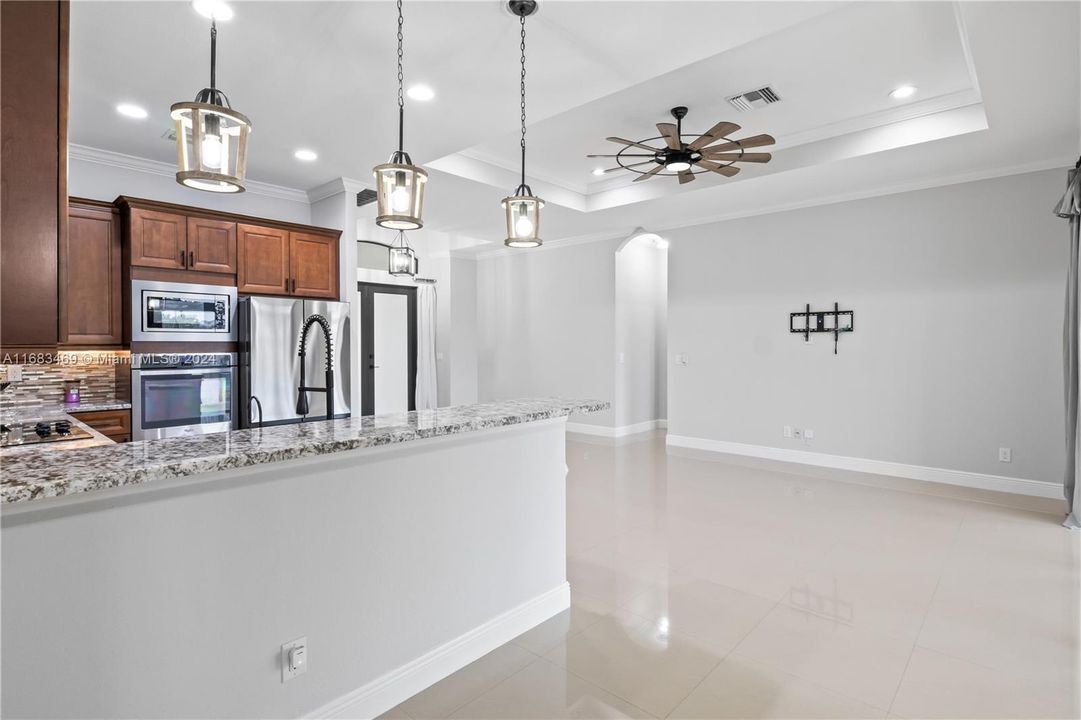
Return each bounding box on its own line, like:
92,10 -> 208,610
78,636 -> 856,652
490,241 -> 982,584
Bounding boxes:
0,352 -> 130,415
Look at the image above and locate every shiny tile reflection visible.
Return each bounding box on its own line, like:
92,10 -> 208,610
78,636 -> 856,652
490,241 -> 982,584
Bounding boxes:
392,434 -> 1079,719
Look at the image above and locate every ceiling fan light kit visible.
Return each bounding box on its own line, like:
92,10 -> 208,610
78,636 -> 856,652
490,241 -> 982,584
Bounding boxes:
502,0 -> 544,248
170,16 -> 251,193
589,105 -> 776,184
375,0 -> 428,233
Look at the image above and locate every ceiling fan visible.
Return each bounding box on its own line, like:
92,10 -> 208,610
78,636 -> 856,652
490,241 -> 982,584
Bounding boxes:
588,106 -> 776,184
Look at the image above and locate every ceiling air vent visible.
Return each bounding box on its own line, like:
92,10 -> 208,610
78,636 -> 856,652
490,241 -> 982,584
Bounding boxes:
356,189 -> 378,207
726,86 -> 781,112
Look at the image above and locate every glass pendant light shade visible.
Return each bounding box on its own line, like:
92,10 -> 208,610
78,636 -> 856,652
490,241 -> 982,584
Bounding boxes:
374,153 -> 428,230
502,186 -> 544,248
170,96 -> 251,193
172,19 -> 251,193
388,231 -> 417,277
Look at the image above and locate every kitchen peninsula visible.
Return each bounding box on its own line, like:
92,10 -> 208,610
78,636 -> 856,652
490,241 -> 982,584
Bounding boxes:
2,398 -> 606,718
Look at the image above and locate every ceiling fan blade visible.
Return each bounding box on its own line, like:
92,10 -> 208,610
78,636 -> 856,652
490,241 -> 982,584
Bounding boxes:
656,123 -> 682,150
700,151 -> 772,163
701,133 -> 776,153
697,160 -> 741,178
586,153 -> 654,158
632,164 -> 666,183
688,121 -> 741,150
606,136 -> 663,152
678,170 -> 695,185
604,161 -> 654,173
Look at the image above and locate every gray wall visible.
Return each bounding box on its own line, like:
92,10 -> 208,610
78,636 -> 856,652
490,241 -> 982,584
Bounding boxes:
68,155 -> 312,224
667,169 -> 1067,486
477,240 -> 618,427
615,239 -> 667,427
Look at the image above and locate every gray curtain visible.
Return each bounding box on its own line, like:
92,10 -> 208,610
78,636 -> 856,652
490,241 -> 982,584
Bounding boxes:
1057,166 -> 1081,529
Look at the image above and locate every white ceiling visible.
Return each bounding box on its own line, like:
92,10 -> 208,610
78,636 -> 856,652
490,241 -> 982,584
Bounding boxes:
70,1 -> 1080,251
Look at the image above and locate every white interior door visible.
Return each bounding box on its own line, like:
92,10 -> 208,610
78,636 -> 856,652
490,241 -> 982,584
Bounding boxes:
373,293 -> 409,414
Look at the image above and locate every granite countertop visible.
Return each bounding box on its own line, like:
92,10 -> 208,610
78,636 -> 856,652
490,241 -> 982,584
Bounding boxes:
60,400 -> 132,413
0,400 -> 132,425
0,398 -> 608,506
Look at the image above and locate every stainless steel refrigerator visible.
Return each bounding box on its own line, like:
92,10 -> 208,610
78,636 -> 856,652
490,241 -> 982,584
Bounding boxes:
237,297 -> 351,428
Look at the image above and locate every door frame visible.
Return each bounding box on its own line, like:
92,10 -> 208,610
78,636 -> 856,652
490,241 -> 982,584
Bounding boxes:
359,282 -> 417,416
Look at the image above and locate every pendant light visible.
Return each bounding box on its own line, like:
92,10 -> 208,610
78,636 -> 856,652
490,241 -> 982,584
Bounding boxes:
374,0 -> 428,230
502,0 -> 544,248
388,231 -> 417,277
170,12 -> 251,193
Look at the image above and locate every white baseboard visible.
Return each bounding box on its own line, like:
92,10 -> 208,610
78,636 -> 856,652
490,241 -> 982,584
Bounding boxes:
566,419 -> 665,438
304,583 -> 570,720
665,435 -> 1062,499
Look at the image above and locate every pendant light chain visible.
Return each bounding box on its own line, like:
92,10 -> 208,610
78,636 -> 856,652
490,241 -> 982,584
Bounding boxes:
519,13 -> 527,189
397,0 -> 405,154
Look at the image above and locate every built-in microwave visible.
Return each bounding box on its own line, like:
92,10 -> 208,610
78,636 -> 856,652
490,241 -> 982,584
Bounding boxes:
131,280 -> 237,342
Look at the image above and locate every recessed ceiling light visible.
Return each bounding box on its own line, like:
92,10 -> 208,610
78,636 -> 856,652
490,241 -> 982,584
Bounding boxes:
294,149 -> 318,162
592,167 -> 605,176
116,103 -> 148,119
192,0 -> 233,21
889,85 -> 917,100
406,84 -> 435,102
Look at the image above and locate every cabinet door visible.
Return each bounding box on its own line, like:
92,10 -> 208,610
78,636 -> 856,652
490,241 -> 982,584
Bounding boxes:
70,409 -> 131,443
290,232 -> 339,299
0,1 -> 64,351
237,224 -> 290,295
60,203 -> 122,346
187,217 -> 237,274
130,209 -> 187,269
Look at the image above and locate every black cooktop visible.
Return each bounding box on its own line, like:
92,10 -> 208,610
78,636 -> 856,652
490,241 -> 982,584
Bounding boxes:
0,419 -> 94,447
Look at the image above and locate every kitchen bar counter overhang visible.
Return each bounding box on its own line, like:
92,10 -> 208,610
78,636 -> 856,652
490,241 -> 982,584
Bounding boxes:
0,398 -> 607,506
1,398 -> 607,719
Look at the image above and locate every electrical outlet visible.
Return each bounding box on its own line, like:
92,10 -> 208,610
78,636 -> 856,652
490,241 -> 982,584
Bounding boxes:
783,425 -> 793,439
804,429 -> 815,440
675,353 -> 688,367
281,637 -> 308,682
998,447 -> 1012,463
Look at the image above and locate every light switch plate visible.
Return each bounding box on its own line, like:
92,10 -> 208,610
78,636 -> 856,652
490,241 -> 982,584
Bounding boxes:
998,447 -> 1012,463
281,636 -> 308,682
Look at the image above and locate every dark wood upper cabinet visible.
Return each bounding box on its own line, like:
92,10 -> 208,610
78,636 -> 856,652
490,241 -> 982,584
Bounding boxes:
129,209 -> 187,270
0,1 -> 68,352
237,224 -> 290,295
290,232 -> 339,299
187,217 -> 237,274
59,200 -> 122,347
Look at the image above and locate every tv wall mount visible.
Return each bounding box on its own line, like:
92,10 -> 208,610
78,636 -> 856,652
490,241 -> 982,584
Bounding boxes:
790,302 -> 853,355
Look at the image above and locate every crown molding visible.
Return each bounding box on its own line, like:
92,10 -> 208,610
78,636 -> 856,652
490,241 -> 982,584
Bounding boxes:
473,158 -> 1068,259
307,176 -> 374,203
68,144 -> 310,203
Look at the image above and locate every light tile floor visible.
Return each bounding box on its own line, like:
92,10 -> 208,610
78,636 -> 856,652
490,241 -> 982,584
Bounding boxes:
385,434 -> 1080,719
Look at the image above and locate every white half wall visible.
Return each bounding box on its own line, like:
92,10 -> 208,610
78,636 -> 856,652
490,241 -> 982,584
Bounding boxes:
477,240 -> 618,427
666,168 -> 1068,489
1,421 -> 569,719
